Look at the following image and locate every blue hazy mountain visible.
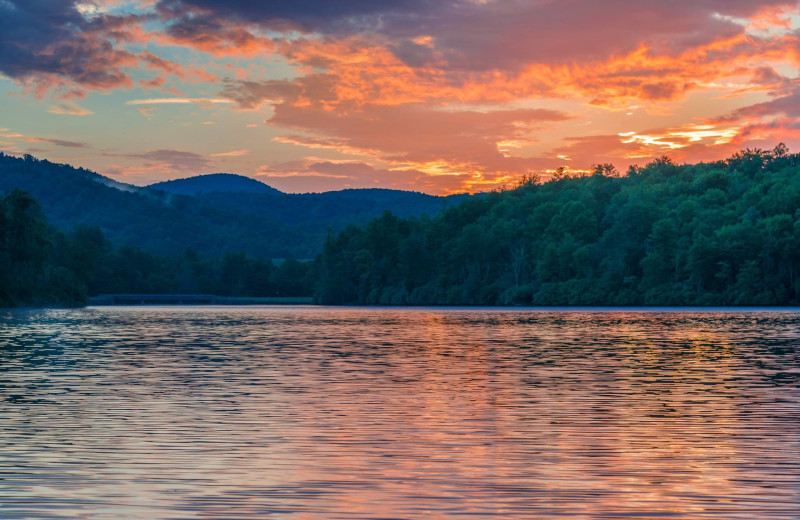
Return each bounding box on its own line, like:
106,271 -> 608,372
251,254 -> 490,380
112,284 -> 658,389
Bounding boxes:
0,153 -> 469,258
149,173 -> 283,196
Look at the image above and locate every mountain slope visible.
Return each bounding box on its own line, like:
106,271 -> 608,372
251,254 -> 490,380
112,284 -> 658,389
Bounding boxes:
0,153 -> 469,258
149,173 -> 283,196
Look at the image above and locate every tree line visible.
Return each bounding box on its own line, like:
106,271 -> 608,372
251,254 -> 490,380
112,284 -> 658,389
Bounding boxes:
6,145 -> 800,307
317,145 -> 800,306
0,152 -> 462,260
0,189 -> 313,307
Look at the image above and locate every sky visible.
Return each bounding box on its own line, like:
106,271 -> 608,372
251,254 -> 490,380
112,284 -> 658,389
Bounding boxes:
1,0 -> 800,194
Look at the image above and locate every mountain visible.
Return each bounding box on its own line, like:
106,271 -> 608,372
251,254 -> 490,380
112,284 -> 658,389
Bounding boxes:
0,153 -> 469,259
149,173 -> 283,196
191,188 -> 468,230
150,175 -> 471,222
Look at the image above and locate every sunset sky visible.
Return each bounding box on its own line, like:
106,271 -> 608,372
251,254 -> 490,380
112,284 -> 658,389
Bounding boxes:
2,0 -> 800,194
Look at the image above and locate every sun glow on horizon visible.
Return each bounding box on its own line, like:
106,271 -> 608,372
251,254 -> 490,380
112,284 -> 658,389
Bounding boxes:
1,0 -> 799,193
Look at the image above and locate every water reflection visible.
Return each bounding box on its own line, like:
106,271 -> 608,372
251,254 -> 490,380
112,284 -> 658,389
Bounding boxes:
1,307 -> 799,518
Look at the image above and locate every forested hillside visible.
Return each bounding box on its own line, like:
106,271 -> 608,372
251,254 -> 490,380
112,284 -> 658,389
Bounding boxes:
0,189 -> 313,307
317,145 -> 800,306
149,173 -> 283,196
0,153 -> 466,258
0,189 -> 84,306
8,146 -> 800,308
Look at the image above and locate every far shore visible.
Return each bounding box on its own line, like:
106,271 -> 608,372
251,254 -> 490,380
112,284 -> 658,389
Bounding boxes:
87,294 -> 315,306
5,303 -> 798,312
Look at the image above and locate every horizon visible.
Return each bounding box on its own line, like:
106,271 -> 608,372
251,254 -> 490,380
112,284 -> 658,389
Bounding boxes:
2,144 -> 796,197
2,1 -> 800,194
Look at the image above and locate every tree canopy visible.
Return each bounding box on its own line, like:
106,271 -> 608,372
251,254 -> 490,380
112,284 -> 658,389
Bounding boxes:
0,189 -> 313,307
317,145 -> 800,306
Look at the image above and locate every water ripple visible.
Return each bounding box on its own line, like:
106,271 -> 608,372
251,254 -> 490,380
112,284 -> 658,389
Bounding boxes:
0,306 -> 799,519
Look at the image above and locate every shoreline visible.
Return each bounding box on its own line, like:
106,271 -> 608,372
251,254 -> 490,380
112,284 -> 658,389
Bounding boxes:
5,304 -> 798,312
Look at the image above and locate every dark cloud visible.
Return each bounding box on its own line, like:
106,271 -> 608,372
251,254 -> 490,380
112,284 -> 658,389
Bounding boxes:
156,0 -> 440,32
719,87 -> 800,121
0,129 -> 89,148
0,1 -> 145,93
378,0 -> 793,71
0,0 -> 82,78
156,0 -> 796,71
639,81 -> 688,101
388,40 -> 438,68
29,137 -> 88,148
4,0 -> 796,99
220,78 -> 301,109
153,0 -> 446,56
115,149 -> 211,172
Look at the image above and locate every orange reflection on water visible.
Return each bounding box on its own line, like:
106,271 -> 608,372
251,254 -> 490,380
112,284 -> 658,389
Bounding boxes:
0,307 -> 798,519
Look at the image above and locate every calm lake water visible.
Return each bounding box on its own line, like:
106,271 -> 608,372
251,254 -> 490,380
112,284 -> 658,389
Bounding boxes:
1,306 -> 799,519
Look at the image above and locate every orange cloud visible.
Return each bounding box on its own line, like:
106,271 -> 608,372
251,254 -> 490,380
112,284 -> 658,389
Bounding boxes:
256,159 -> 476,194
5,0 -> 800,193
210,149 -> 249,157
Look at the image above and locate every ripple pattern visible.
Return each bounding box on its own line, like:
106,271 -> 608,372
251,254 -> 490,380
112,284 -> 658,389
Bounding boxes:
1,307 -> 799,519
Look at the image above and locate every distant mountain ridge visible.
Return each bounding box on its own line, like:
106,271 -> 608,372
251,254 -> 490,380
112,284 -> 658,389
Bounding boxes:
149,173 -> 283,196
148,173 -> 471,206
0,153 -> 470,258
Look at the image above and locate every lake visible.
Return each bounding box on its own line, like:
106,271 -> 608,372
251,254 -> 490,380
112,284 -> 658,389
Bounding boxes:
1,306 -> 799,519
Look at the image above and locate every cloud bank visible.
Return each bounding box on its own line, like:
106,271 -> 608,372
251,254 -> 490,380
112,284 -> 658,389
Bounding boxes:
3,0 -> 800,192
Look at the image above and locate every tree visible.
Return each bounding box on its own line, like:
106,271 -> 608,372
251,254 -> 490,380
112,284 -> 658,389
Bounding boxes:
591,163 -> 619,177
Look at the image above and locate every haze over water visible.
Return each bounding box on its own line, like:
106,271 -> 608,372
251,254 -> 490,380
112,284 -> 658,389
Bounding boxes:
1,307 -> 799,519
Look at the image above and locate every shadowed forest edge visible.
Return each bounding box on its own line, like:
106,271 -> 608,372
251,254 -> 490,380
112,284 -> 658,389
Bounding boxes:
3,145 -> 800,306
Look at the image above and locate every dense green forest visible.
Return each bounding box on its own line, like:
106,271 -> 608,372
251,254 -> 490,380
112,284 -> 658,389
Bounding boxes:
0,189 -> 312,307
0,153 -> 465,259
6,146 -> 800,307
317,145 -> 800,306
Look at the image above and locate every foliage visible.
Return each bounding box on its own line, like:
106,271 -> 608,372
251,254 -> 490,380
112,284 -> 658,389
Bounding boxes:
8,146 -> 800,308
317,145 -> 800,306
0,153 -> 468,259
0,189 -> 314,307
